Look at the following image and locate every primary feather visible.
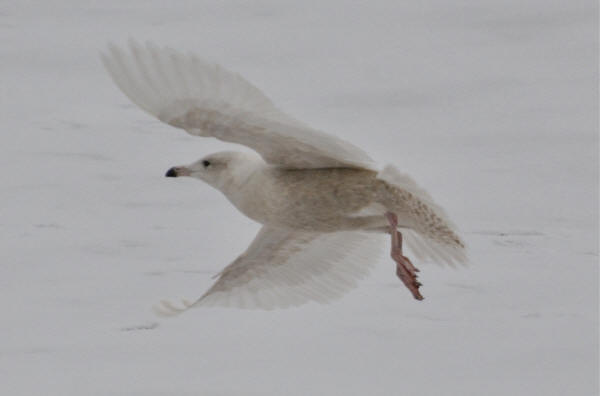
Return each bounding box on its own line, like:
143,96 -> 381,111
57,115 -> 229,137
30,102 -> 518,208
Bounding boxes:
155,228 -> 384,314
101,40 -> 376,170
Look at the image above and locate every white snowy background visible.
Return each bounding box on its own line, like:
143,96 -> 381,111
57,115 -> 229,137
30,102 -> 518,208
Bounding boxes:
2,1 -> 598,395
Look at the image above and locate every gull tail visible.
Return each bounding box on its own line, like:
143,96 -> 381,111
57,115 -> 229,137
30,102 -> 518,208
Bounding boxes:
378,165 -> 467,267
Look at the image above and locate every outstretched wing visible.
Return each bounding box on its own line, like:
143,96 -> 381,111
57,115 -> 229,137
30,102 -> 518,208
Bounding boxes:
101,41 -> 376,170
155,226 -> 384,315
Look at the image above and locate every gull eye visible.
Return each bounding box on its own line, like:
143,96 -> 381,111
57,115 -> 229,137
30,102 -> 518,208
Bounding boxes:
202,160 -> 211,168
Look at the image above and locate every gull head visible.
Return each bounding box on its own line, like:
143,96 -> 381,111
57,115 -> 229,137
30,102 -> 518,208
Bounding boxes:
165,151 -> 262,191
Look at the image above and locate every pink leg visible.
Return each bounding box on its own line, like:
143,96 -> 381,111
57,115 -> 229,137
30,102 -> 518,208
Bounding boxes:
385,212 -> 424,300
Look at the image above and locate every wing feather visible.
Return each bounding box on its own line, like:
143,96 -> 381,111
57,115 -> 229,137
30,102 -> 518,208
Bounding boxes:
102,41 -> 375,170
155,227 -> 384,315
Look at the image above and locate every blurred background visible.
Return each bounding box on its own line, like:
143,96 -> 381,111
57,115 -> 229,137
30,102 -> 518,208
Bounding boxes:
1,1 -> 597,395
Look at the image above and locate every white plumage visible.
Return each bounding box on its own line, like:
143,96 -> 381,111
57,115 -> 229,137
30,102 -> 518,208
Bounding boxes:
158,229 -> 384,314
102,41 -> 466,314
101,41 -> 376,170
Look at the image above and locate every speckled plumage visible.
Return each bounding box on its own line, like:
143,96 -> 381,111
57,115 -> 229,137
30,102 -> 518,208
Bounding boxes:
102,41 -> 466,313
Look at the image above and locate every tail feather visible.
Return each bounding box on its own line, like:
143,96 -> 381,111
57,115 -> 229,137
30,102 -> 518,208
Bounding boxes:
378,165 -> 467,266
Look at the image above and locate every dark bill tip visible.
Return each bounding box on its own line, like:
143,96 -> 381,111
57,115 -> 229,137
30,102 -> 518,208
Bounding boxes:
165,167 -> 177,177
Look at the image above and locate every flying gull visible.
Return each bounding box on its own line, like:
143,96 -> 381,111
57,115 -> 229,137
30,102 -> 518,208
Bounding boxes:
101,41 -> 466,314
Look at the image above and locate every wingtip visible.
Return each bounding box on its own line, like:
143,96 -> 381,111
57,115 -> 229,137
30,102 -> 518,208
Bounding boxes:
152,299 -> 185,317
152,298 -> 198,317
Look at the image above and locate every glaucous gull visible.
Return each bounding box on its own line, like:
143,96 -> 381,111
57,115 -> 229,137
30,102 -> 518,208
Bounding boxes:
101,41 -> 466,314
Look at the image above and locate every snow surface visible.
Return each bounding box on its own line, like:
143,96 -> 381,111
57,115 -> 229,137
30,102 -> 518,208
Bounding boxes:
1,1 -> 598,395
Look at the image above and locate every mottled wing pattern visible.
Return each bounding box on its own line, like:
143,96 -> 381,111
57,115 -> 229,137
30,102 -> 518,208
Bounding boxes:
378,165 -> 467,267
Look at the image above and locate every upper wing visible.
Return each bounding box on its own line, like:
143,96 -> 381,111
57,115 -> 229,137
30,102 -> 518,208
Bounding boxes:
155,226 -> 385,315
101,41 -> 376,170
